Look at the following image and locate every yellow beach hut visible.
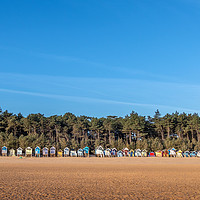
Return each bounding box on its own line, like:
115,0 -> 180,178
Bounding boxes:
9,149 -> 15,156
129,149 -> 134,157
25,147 -> 32,157
155,150 -> 163,157
176,150 -> 183,158
142,149 -> 148,157
58,149 -> 63,157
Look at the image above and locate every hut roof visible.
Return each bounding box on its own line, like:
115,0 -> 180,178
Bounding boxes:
17,147 -> 23,150
50,146 -> 56,150
78,149 -> 83,152
97,146 -> 104,150
26,147 -> 32,150
124,147 -> 129,151
43,147 -> 48,150
71,149 -> 76,151
136,149 -> 141,152
64,147 -> 69,150
9,149 -> 15,153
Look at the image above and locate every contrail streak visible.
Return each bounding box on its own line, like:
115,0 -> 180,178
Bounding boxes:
0,88 -> 199,114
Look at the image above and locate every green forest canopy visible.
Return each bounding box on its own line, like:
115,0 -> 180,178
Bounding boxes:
1,108 -> 200,153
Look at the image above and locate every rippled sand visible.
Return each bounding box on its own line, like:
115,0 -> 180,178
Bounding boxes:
0,157 -> 200,199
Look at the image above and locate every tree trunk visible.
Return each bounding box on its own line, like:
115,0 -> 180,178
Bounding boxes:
161,130 -> 164,140
109,130 -> 111,144
187,132 -> 189,140
129,131 -> 131,144
191,129 -> 194,140
197,131 -> 200,142
167,126 -> 170,138
97,130 -> 100,140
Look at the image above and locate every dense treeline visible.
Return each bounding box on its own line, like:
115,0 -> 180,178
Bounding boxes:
1,108 -> 200,153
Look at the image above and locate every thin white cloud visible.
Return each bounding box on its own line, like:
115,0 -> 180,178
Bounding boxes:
0,45 -> 179,82
0,72 -> 199,89
0,88 -> 199,114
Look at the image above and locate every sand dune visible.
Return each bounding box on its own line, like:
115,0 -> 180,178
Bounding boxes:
0,157 -> 200,199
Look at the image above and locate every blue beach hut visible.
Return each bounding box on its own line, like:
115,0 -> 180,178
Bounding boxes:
77,149 -> 83,157
190,151 -> 197,157
35,146 -> 40,157
50,147 -> 56,157
83,146 -> 89,157
43,147 -> 48,157
183,151 -> 190,157
117,150 -> 123,157
2,146 -> 7,156
111,148 -> 117,157
64,147 -> 70,157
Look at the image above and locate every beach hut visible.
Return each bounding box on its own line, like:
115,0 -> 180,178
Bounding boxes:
117,150 -> 123,157
43,147 -> 48,157
197,151 -> 200,158
57,149 -> 63,157
169,148 -> 176,157
77,149 -> 83,157
17,147 -> 23,156
2,146 -> 7,156
70,149 -> 77,157
155,150 -> 163,157
190,151 -> 197,157
25,147 -> 32,157
142,149 -> 148,157
163,149 -> 169,157
83,146 -> 89,157
129,149 -> 134,157
35,146 -> 40,157
111,148 -> 117,157
104,148 -> 111,157
176,150 -> 183,158
135,149 -> 142,157
50,147 -> 56,157
183,151 -> 190,157
95,146 -> 104,157
148,152 -> 155,157
123,147 -> 129,157
9,149 -> 15,157
64,147 -> 70,157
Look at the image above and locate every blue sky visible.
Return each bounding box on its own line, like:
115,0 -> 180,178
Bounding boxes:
1,0 -> 200,117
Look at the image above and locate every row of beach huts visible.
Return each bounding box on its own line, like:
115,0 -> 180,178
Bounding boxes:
0,146 -> 89,157
95,146 -> 200,158
0,146 -> 200,158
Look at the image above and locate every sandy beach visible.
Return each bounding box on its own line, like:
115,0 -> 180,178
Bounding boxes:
0,157 -> 200,199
